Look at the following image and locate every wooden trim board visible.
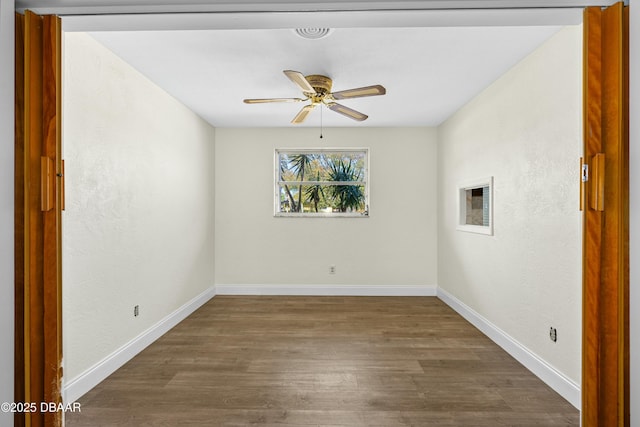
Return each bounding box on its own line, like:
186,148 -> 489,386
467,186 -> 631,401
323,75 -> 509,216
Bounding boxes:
582,3 -> 629,426
14,10 -> 63,427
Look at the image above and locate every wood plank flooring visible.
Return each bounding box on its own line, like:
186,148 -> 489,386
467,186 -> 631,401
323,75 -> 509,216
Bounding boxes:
65,296 -> 579,426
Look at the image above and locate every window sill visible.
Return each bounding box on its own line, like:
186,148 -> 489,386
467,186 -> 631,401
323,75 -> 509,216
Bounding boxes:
275,212 -> 369,218
456,224 -> 493,235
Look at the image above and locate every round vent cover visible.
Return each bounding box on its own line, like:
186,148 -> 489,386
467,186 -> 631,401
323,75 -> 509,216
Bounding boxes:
294,28 -> 333,40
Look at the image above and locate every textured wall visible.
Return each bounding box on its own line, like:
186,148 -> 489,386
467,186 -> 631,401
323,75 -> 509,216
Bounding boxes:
437,26 -> 582,383
215,127 -> 437,288
62,33 -> 215,381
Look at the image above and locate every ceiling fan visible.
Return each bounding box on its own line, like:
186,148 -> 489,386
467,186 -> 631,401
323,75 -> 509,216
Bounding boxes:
243,70 -> 386,124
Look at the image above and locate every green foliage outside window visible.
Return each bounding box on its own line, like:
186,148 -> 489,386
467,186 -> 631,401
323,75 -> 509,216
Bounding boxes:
277,150 -> 368,216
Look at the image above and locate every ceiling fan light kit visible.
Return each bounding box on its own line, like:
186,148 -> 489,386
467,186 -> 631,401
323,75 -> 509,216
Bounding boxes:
243,70 -> 386,124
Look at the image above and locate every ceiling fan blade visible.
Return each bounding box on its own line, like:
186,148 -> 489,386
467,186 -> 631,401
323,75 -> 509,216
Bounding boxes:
330,85 -> 386,100
283,70 -> 316,94
291,104 -> 315,124
327,103 -> 368,121
244,98 -> 305,104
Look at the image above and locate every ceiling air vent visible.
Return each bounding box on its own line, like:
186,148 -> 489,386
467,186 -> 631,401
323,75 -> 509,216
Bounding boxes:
294,28 -> 332,40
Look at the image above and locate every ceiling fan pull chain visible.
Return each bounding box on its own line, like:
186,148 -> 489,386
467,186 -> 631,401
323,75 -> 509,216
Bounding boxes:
320,104 -> 323,139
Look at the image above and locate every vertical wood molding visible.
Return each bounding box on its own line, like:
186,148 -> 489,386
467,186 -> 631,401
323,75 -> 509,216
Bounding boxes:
40,156 -> 53,212
14,12 -> 26,427
582,7 -> 603,425
42,16 -> 63,427
590,152 -> 605,211
601,4 -> 629,427
24,11 -> 45,427
620,8 -> 630,426
15,10 -> 63,427
582,3 -> 629,427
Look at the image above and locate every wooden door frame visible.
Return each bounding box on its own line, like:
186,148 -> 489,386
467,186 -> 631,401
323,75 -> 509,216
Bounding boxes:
582,3 -> 630,426
14,10 -> 63,427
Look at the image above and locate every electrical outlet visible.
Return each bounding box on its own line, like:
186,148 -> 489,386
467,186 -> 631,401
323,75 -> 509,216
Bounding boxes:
549,326 -> 557,342
134,305 -> 139,317
329,265 -> 336,274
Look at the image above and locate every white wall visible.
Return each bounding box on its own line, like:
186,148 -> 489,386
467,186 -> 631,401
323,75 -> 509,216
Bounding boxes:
215,127 -> 437,292
437,25 -> 582,388
630,0 -> 639,424
62,33 -> 215,386
0,1 -> 15,425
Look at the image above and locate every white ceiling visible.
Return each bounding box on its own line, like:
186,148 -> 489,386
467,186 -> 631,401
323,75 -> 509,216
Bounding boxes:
88,25 -> 565,128
23,1 -> 596,128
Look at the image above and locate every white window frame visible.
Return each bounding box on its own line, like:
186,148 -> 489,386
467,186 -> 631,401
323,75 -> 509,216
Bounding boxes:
457,176 -> 494,235
274,148 -> 370,218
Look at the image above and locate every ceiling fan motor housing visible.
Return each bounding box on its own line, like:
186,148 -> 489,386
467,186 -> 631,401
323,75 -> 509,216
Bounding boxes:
304,74 -> 333,95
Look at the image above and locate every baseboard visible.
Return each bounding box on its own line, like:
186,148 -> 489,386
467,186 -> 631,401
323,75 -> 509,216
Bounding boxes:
215,283 -> 437,296
63,285 -> 216,404
437,287 -> 581,409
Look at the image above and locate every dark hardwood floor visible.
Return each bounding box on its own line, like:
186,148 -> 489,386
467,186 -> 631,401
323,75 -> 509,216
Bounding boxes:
65,296 -> 579,426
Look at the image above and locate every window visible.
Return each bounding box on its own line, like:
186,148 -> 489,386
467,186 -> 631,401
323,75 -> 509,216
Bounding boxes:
275,148 -> 369,217
457,177 -> 493,235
